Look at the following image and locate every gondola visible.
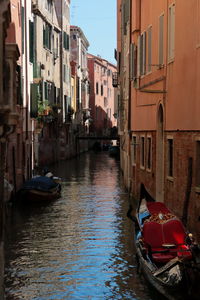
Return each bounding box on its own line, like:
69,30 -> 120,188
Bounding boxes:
128,184 -> 200,300
17,175 -> 61,203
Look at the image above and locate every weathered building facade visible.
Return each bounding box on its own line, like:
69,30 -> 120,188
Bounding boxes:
117,0 -> 200,240
70,25 -> 90,152
88,54 -> 117,137
70,26 -> 90,128
0,0 -> 20,296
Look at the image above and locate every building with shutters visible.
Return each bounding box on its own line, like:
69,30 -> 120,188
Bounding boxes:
3,0 -> 34,200
31,0 -> 74,164
117,0 -> 200,241
31,0 -> 62,165
88,54 -> 117,137
70,26 -> 90,130
0,0 -> 22,294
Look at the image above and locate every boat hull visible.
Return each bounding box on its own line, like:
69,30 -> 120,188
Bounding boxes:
135,238 -> 187,300
131,184 -> 197,300
19,187 -> 61,203
17,176 -> 61,203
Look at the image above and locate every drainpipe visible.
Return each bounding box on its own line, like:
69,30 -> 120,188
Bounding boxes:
128,0 -> 132,133
127,0 -> 133,193
60,0 -> 63,121
24,0 -> 28,141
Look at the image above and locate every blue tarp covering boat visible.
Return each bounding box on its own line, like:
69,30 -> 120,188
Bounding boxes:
22,176 -> 58,192
18,176 -> 61,203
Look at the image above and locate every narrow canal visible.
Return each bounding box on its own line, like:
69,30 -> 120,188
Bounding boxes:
4,152 -> 160,300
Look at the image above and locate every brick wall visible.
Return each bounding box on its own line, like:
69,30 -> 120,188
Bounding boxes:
130,130 -> 200,242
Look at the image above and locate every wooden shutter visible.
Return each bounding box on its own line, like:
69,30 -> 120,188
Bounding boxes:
29,20 -> 34,63
159,15 -> 164,65
143,31 -> 146,75
148,26 -> 152,72
30,83 -> 39,118
168,4 -> 175,60
137,35 -> 141,77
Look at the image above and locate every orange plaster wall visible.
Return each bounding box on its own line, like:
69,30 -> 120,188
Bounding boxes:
6,0 -> 22,64
130,0 -> 200,132
166,0 -> 200,130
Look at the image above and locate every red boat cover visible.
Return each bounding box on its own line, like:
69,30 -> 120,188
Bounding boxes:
142,218 -> 192,263
146,202 -> 171,215
143,219 -> 186,247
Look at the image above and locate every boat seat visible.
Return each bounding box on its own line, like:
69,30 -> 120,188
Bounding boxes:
143,219 -> 192,263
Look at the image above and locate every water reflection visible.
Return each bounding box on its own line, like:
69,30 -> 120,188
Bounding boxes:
5,152 -> 155,299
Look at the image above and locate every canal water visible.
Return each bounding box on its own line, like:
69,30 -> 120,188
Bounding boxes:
4,152 -> 160,300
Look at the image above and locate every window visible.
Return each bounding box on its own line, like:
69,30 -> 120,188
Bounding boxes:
168,4 -> 175,61
140,136 -> 145,168
130,43 -> 137,80
30,83 -> 39,118
44,81 -> 53,102
159,14 -> 164,66
138,32 -> 146,76
63,32 -> 69,50
45,0 -> 52,13
106,108 -> 111,119
147,136 -> 152,170
131,136 -> 137,165
147,26 -> 152,72
196,141 -> 200,186
43,23 -> 52,50
104,97 -> 108,107
29,21 -> 34,63
167,138 -> 173,177
101,84 -> 103,96
96,82 -> 99,94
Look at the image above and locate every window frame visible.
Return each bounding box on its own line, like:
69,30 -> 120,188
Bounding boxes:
147,26 -> 152,73
146,135 -> 152,171
167,136 -> 174,179
140,135 -> 145,169
195,138 -> 200,189
168,3 -> 175,62
159,14 -> 164,67
131,135 -> 137,166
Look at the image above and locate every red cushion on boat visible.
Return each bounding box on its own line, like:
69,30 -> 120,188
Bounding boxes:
143,219 -> 192,263
147,202 -> 170,215
162,219 -> 186,245
143,221 -> 164,248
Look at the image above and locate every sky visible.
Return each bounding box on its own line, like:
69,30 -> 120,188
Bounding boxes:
70,0 -> 117,65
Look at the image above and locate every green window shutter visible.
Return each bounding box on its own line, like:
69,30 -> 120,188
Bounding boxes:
63,32 -> 67,49
48,25 -> 51,50
21,7 -> 24,54
43,26 -> 45,47
46,25 -> 49,49
44,82 -> 48,100
29,20 -> 34,63
45,25 -> 48,48
30,83 -> 39,118
67,34 -> 69,50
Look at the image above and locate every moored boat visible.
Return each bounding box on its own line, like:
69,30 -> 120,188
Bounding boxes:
17,175 -> 61,203
128,184 -> 200,300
